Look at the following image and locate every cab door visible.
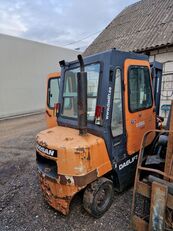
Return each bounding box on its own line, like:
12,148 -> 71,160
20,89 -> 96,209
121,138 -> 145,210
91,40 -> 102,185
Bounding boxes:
111,68 -> 126,161
46,72 -> 60,128
124,59 -> 156,155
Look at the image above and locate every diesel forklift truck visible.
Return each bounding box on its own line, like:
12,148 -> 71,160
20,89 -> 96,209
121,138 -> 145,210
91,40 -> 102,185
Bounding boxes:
36,49 -> 162,217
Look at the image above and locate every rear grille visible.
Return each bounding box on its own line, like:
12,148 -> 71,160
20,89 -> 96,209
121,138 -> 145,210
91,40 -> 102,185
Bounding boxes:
36,152 -> 57,179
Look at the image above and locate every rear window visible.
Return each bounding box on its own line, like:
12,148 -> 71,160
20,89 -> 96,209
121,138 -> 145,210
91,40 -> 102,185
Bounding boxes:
128,66 -> 152,112
62,63 -> 100,121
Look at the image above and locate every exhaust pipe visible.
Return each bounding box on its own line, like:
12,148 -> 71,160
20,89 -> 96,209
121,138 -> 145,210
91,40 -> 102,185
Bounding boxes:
77,55 -> 87,135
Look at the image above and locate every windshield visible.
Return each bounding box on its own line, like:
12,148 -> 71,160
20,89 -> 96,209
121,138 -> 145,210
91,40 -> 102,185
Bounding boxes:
62,63 -> 100,121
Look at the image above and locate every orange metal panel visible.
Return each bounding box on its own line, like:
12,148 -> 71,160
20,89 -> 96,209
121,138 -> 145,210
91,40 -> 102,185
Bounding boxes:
36,126 -> 112,177
124,59 -> 156,155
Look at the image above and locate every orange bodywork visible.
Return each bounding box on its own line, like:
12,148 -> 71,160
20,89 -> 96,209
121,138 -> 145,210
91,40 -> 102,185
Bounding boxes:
45,72 -> 60,128
36,126 -> 112,214
124,59 -> 156,155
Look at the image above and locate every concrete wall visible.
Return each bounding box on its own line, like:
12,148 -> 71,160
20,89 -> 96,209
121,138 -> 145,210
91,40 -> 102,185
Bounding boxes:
149,46 -> 173,122
0,34 -> 79,119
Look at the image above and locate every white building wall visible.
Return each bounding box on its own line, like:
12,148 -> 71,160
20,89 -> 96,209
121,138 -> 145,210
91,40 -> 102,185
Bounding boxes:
149,47 -> 173,122
0,34 -> 79,119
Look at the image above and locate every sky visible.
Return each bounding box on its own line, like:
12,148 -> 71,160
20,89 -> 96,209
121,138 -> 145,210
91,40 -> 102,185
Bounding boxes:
0,0 -> 139,51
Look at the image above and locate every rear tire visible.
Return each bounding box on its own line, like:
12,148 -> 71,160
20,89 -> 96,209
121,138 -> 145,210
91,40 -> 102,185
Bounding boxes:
83,177 -> 114,218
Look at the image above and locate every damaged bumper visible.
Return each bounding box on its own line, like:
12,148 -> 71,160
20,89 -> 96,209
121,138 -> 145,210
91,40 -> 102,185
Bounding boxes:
37,165 -> 97,215
38,170 -> 83,215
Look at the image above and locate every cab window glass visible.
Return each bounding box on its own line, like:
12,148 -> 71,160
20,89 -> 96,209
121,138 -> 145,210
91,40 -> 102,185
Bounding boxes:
62,63 -> 100,120
128,67 -> 152,112
48,78 -> 60,108
111,68 -> 123,137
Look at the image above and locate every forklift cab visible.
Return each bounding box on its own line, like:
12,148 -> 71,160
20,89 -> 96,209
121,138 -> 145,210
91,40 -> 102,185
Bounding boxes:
58,49 -> 155,188
36,49 -> 156,217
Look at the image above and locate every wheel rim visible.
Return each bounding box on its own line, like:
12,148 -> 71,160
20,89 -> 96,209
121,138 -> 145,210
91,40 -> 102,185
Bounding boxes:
94,184 -> 112,212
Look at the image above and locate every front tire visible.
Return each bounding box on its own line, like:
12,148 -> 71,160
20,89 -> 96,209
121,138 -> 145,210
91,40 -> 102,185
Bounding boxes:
83,177 -> 114,218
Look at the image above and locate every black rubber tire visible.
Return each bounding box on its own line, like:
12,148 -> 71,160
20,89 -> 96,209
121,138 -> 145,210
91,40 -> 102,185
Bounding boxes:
83,177 -> 114,218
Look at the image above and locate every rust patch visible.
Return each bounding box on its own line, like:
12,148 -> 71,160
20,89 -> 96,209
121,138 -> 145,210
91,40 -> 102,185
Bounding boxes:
58,175 -> 69,185
57,175 -> 74,185
39,167 -> 97,188
36,140 -> 48,147
132,215 -> 149,231
73,169 -> 97,187
46,130 -> 54,134
64,137 -> 73,141
87,149 -> 91,161
38,172 -> 83,215
39,177 -> 72,215
75,147 -> 86,154
149,182 -> 168,231
38,171 -> 57,183
36,135 -> 48,147
60,175 -> 75,185
37,165 -> 98,216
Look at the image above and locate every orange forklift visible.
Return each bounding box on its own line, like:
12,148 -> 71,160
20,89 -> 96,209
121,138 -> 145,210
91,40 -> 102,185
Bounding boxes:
45,72 -> 60,128
36,49 -> 163,217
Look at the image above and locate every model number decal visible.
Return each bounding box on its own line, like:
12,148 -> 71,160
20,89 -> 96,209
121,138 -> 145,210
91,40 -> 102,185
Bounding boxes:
36,144 -> 57,157
119,155 -> 138,170
136,121 -> 145,128
106,87 -> 112,120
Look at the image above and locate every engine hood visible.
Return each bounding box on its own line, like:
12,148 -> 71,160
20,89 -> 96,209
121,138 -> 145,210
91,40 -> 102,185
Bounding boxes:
36,126 -> 112,177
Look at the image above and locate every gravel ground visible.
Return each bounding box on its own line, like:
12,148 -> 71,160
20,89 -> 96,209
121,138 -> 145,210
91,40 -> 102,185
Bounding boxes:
0,114 -> 133,231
